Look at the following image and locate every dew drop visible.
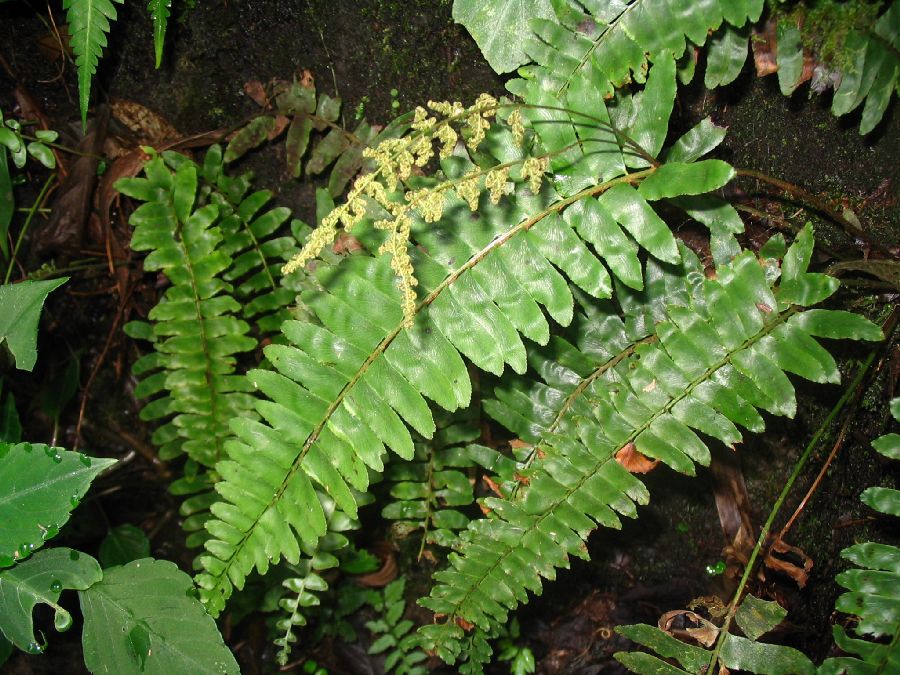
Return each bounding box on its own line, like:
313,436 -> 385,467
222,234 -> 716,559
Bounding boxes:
42,525 -> 60,541
79,454 -> 92,466
18,542 -> 34,557
70,494 -> 81,508
52,453 -> 62,463
69,550 -> 80,561
23,443 -> 33,452
50,579 -> 62,593
26,642 -> 44,654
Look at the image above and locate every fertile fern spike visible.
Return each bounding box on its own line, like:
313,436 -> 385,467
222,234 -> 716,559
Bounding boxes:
147,0 -> 170,68
615,595 -> 814,674
197,91 -> 741,615
819,397 -> 900,674
63,0 -> 124,128
418,225 -> 882,663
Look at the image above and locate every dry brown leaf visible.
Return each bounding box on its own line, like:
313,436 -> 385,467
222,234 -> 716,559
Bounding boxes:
659,610 -> 720,647
764,539 -> 813,588
242,79 -> 269,108
269,115 -> 290,140
509,438 -> 533,450
298,68 -> 315,88
332,232 -> 365,255
111,99 -> 179,145
752,21 -> 778,77
616,442 -> 659,474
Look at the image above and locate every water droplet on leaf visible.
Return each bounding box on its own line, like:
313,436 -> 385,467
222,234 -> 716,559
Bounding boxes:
69,550 -> 80,561
79,454 -> 91,466
50,580 -> 63,592
26,642 -> 44,654
42,525 -> 60,541
70,494 -> 80,508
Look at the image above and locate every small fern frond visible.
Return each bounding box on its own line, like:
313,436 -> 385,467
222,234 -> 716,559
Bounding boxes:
614,595 -> 814,675
62,0 -> 124,128
271,490 -> 368,666
366,577 -> 428,675
820,397 -> 900,674
147,0 -> 170,68
382,411 -> 480,554
418,225 -> 882,661
118,153 -> 258,470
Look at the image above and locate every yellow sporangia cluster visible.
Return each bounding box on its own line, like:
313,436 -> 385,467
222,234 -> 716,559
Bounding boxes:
282,93 -> 550,328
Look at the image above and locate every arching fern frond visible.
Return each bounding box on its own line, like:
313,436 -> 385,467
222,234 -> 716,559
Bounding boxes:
198,95 -> 742,616
63,0 -> 124,128
147,0 -> 170,68
820,397 -> 900,674
417,225 -> 882,662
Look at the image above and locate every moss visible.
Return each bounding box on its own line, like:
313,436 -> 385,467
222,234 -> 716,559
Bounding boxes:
776,0 -> 884,69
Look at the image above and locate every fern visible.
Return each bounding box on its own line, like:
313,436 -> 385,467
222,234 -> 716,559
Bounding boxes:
366,577 -> 428,675
148,0 -> 170,69
819,397 -> 900,674
382,411 -> 480,554
195,83 -> 746,616
62,0 -> 124,128
417,225 -> 882,662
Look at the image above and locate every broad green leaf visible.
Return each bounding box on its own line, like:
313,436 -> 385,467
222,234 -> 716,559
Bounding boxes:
599,184 -> 680,264
224,116 -> 277,163
615,624 -> 709,673
26,142 -> 55,169
638,161 -> 735,201
720,634 -> 814,674
0,442 -> 116,566
705,24 -> 749,89
0,278 -> 68,371
626,51 -> 676,166
872,433 -> 900,461
789,310 -> 883,342
80,558 -> 239,674
734,595 -> 787,641
99,525 -> 151,568
665,118 -> 727,164
861,487 -> 900,517
0,548 -> 102,652
776,22 -> 804,96
452,0 -> 555,74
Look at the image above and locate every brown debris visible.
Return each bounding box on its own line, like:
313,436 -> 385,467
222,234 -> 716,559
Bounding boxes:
616,442 -> 659,474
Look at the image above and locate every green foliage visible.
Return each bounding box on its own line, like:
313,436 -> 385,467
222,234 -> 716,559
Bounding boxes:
495,618 -> 536,675
382,411 -> 480,551
62,0 -> 124,128
0,547 -> 103,654
458,0 -> 896,134
819,397 -> 900,674
614,595 -> 815,674
99,525 -> 152,568
418,225 -> 880,661
79,558 -> 240,674
366,577 -> 428,675
148,0 -> 171,68
0,442 -> 116,567
0,278 -> 67,371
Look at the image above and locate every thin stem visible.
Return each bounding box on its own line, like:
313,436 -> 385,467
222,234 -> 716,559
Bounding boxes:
4,171 -> 55,284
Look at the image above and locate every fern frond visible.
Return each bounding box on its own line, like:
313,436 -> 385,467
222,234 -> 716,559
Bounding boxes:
271,489 -> 368,666
418,225 -> 882,661
196,94 -> 746,615
382,411 -> 480,553
118,154 -> 258,470
820,397 -> 900,674
147,0 -> 170,68
63,0 -> 124,128
614,595 -> 815,674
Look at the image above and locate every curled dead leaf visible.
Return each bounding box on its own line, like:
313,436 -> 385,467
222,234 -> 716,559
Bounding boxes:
659,609 -> 720,648
354,548 -> 398,588
616,442 -> 659,474
764,539 -> 813,588
332,231 -> 364,255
